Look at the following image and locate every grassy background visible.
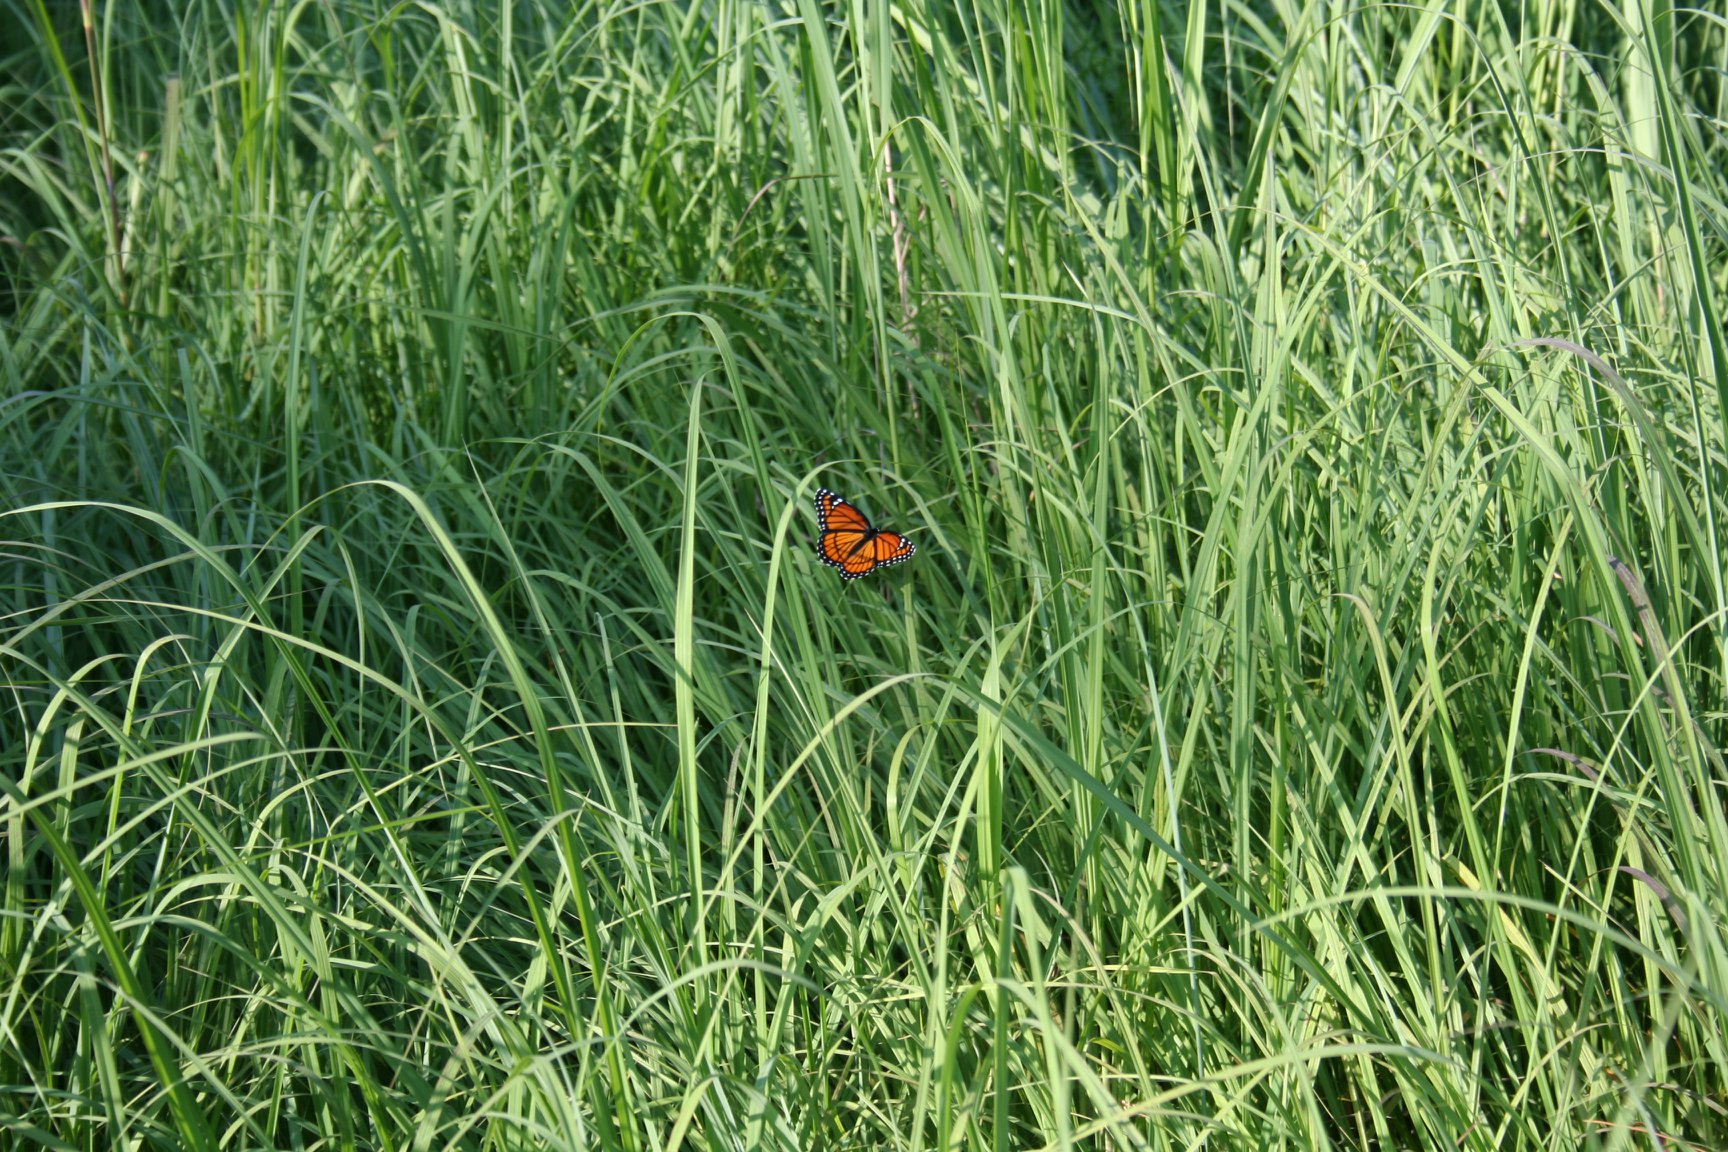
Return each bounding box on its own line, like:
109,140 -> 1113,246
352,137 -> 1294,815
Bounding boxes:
4,0 -> 1727,1147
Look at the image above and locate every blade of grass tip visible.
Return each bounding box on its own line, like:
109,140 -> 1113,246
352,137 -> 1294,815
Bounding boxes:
739,491 -> 800,1152
991,866 -> 1015,1152
82,0 -> 123,306
676,376 -> 706,965
284,189 -> 323,723
669,307 -> 750,957
153,73 -> 182,327
1493,512 -> 1573,874
1077,328 -> 1112,940
972,623 -> 1014,884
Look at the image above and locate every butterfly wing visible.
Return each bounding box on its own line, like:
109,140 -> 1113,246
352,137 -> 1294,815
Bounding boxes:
816,488 -> 872,534
867,529 -> 915,568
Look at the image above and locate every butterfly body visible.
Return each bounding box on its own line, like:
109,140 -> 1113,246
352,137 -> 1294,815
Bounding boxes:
815,487 -> 915,579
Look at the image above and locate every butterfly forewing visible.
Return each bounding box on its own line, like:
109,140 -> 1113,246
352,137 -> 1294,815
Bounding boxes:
815,489 -> 871,533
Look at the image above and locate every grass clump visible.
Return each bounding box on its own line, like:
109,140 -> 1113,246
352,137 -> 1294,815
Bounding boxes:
3,0 -> 1727,1148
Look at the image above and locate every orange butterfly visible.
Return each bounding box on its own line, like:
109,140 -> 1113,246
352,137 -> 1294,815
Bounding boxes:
815,487 -> 915,579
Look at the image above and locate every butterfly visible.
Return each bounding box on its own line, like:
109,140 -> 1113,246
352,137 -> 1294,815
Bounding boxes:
815,487 -> 916,579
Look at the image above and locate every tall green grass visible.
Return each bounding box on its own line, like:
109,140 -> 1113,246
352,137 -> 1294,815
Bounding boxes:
3,0 -> 1726,1147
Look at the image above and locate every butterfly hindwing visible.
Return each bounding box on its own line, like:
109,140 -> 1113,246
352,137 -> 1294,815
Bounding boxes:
869,530 -> 915,567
